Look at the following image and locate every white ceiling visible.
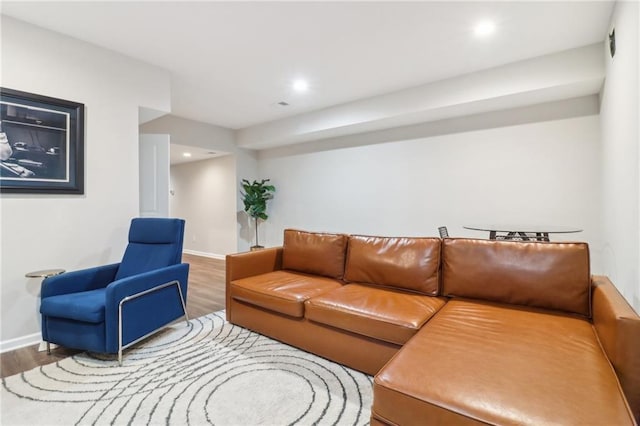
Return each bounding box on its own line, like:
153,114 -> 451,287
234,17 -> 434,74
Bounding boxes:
170,143 -> 227,165
2,1 -> 614,131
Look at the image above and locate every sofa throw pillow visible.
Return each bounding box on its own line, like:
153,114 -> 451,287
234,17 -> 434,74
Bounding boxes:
282,229 -> 348,279
344,235 -> 441,296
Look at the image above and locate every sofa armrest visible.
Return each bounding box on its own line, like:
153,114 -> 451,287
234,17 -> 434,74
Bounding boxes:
41,263 -> 120,298
592,275 -> 640,423
225,247 -> 283,320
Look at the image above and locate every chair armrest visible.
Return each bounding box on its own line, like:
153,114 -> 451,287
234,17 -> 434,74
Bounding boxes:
103,263 -> 189,352
41,263 -> 120,298
225,247 -> 283,319
105,263 -> 189,307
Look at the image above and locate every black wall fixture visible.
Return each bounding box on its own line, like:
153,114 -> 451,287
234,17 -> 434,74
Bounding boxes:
609,28 -> 616,58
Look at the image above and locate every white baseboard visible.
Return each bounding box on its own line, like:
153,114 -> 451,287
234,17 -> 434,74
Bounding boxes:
183,249 -> 225,260
1,332 -> 41,353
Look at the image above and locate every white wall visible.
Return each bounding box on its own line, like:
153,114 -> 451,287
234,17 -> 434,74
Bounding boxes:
259,113 -> 603,272
140,115 -> 259,252
170,155 -> 237,257
234,149 -> 259,252
0,17 -> 171,350
600,1 -> 640,311
140,115 -> 236,153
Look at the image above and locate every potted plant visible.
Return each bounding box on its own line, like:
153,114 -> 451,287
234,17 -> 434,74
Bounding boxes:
241,179 -> 276,250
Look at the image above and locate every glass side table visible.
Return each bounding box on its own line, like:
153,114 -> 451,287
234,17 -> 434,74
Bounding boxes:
25,268 -> 65,351
25,269 -> 65,279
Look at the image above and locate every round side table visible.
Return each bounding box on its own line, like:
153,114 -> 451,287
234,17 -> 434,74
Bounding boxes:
25,268 -> 65,279
26,268 -> 65,352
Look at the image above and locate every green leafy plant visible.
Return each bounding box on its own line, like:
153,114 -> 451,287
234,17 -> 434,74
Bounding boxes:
241,179 -> 276,248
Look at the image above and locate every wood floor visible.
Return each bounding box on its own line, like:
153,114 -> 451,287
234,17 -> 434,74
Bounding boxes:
0,253 -> 225,378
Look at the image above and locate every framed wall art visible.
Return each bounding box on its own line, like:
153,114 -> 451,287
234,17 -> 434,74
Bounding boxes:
0,88 -> 84,194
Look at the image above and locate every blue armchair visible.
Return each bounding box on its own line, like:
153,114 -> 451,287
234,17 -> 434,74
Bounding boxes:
40,218 -> 190,365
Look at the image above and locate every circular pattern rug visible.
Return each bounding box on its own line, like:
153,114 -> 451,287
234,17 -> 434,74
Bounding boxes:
2,311 -> 373,425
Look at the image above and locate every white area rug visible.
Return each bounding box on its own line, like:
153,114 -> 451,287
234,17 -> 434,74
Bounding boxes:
1,311 -> 372,425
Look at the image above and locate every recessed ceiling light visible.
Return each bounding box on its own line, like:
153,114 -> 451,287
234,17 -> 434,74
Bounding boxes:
474,20 -> 496,37
183,152 -> 192,158
292,79 -> 309,92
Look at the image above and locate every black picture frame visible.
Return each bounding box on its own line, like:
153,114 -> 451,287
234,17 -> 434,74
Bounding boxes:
0,88 -> 84,194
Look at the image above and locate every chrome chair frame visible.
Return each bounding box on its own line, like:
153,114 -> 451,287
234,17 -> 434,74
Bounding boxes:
46,280 -> 189,365
116,279 -> 189,365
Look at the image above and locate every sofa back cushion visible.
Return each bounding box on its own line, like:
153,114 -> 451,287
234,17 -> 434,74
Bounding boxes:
344,235 -> 441,295
442,238 -> 591,317
282,229 -> 348,279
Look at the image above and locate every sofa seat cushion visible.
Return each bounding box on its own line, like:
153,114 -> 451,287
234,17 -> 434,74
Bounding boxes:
40,288 -> 106,323
373,299 -> 636,426
305,284 -> 446,345
230,270 -> 342,318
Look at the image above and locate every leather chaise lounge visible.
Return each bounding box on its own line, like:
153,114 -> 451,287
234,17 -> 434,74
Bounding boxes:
226,229 -> 640,425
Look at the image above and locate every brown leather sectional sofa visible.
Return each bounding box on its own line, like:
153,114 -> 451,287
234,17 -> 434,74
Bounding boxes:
226,229 -> 640,425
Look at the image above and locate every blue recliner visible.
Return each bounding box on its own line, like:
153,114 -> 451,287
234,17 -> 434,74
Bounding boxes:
40,218 -> 190,365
